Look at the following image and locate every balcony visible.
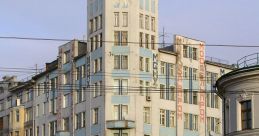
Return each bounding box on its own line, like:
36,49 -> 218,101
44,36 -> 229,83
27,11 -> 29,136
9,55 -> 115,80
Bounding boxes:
237,53 -> 259,68
106,120 -> 135,130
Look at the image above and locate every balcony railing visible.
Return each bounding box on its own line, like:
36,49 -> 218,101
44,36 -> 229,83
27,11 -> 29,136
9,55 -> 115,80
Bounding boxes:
237,53 -> 259,68
106,120 -> 135,129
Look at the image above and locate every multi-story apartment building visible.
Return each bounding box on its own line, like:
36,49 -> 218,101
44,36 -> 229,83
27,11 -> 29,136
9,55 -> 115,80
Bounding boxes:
0,0 -> 236,136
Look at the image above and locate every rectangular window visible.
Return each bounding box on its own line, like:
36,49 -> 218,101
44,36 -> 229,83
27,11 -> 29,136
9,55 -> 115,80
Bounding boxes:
215,95 -> 219,109
94,59 -> 98,73
63,94 -> 69,108
16,110 -> 19,122
144,107 -> 150,124
95,35 -> 99,48
151,35 -> 155,50
114,12 -> 119,27
99,33 -> 103,47
121,55 -> 128,69
160,84 -> 165,99
139,80 -> 144,95
151,17 -> 155,31
160,109 -> 165,126
36,104 -> 39,116
139,14 -> 144,29
192,115 -> 198,131
90,37 -> 94,52
145,82 -> 150,96
183,66 -> 188,79
49,121 -> 57,136
114,105 -> 119,120
90,19 -> 93,33
93,108 -> 98,124
42,124 -> 45,136
95,17 -> 98,31
241,100 -> 252,130
207,72 -> 211,84
215,118 -> 220,134
193,91 -> 198,105
193,68 -> 198,80
161,62 -> 165,75
183,46 -> 188,58
184,113 -> 189,129
169,86 -> 176,101
145,15 -> 149,30
170,64 -> 175,77
184,89 -> 189,103
207,93 -> 211,107
114,55 -> 121,69
122,12 -> 128,27
99,15 -> 102,29
64,71 -> 70,85
207,117 -> 211,132
121,31 -> 128,46
63,51 -> 70,64
169,111 -> 175,127
63,117 -> 69,131
145,34 -> 149,49
193,48 -> 197,60
114,31 -> 120,46
113,79 -> 128,95
139,57 -> 144,71
139,32 -> 143,47
145,58 -> 150,72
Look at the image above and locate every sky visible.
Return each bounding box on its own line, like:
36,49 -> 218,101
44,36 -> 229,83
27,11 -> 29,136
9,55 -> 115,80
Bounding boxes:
0,0 -> 259,80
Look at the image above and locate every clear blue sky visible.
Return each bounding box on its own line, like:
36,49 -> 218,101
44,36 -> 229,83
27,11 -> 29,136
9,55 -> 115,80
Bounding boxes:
0,0 -> 259,79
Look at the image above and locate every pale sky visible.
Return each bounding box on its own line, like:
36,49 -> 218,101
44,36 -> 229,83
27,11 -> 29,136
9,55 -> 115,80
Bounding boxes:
0,0 -> 259,79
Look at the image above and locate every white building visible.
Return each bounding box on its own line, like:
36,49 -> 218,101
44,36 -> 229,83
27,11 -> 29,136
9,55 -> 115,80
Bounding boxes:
216,53 -> 259,136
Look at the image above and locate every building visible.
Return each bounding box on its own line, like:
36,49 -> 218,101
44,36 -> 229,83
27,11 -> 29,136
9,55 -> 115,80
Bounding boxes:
216,53 -> 259,136
0,0 -> 236,136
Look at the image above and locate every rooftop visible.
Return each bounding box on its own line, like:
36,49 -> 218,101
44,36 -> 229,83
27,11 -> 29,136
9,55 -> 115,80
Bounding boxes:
237,53 -> 259,68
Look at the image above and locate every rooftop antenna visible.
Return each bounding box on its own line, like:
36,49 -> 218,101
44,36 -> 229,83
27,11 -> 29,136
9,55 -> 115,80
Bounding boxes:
159,27 -> 172,48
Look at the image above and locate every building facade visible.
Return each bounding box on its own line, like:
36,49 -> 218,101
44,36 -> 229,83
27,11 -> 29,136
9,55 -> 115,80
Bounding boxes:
216,53 -> 259,136
0,0 -> 236,136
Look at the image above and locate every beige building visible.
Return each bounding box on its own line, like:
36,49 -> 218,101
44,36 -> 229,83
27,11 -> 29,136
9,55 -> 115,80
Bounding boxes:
216,53 -> 259,136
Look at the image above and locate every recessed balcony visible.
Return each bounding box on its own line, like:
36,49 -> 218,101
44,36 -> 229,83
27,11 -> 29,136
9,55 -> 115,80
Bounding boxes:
106,120 -> 135,130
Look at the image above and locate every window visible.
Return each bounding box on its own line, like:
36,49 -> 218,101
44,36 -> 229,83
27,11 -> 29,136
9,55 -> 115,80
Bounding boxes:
169,111 -> 175,127
121,55 -> 128,69
43,102 -> 46,115
206,72 -> 211,84
139,14 -> 144,29
139,57 -> 144,71
160,109 -> 165,126
114,105 -> 128,120
16,110 -> 19,122
7,96 -> 12,109
170,64 -> 175,77
94,17 -> 98,31
76,112 -> 86,129
63,51 -> 70,64
17,91 -> 23,103
122,12 -> 128,27
145,58 -> 150,72
145,82 -> 150,96
64,71 -> 70,85
94,59 -> 98,73
151,35 -> 155,49
145,15 -> 149,30
77,88 -> 85,103
207,117 -> 211,132
63,94 -> 69,108
184,89 -> 189,103
99,33 -> 103,47
0,100 -> 4,111
114,12 -> 119,27
63,117 -> 69,131
193,48 -> 197,60
114,105 -> 119,120
15,131 -> 19,136
99,57 -> 102,71
93,108 -> 98,124
139,32 -> 143,47
192,115 -> 198,131
113,79 -> 128,95
161,62 -> 165,75
49,121 -> 57,136
169,86 -> 176,101
241,100 -> 252,130
215,95 -> 219,109
98,15 -> 102,29
90,19 -> 93,33
114,31 -> 120,46
151,17 -> 155,31
42,124 -> 45,136
215,118 -> 220,134
49,98 -> 57,114
114,55 -> 121,69
184,113 -> 189,129
206,93 -> 211,107
193,68 -> 198,80
25,108 -> 33,122
121,31 -> 128,46
183,66 -> 188,79
90,37 -> 94,52
193,91 -> 198,105
145,34 -> 149,48
51,78 -> 57,91
26,89 -> 33,101
95,35 -> 99,48
144,107 -> 150,124
36,104 -> 39,116
139,80 -> 144,95
93,83 -> 98,98
183,46 -> 188,58
160,84 -> 165,99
